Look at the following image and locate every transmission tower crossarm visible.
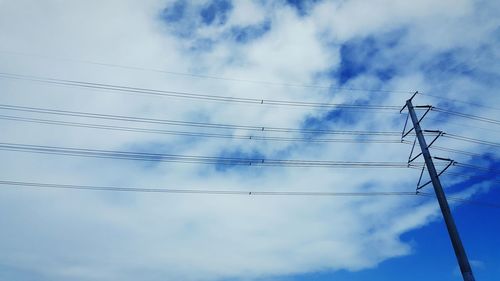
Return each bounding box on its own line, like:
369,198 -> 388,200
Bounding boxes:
406,98 -> 475,281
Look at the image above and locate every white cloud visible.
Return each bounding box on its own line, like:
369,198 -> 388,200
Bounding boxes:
227,0 -> 266,26
0,0 -> 498,280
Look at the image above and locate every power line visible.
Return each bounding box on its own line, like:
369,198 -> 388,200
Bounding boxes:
0,72 -> 402,111
423,116 -> 500,134
443,133 -> 500,148
401,140 -> 484,157
5,104 -> 497,147
454,162 -> 500,174
0,50 -> 414,93
0,180 -> 416,196
1,180 -> 498,208
0,142 -> 427,168
0,114 -> 405,144
404,155 -> 499,176
440,170 -> 500,184
416,192 -> 500,209
430,146 -> 483,158
433,107 -> 500,126
408,166 -> 500,185
6,52 -> 496,112
403,129 -> 500,150
418,92 -> 500,112
402,131 -> 499,153
0,104 -> 401,136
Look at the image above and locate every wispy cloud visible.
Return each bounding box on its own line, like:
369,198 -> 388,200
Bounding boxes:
0,0 -> 498,280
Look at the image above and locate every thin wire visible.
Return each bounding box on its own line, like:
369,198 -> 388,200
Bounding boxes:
0,180 -> 415,196
454,162 -> 500,173
443,133 -> 500,148
0,72 -> 402,111
0,104 -> 402,136
430,146 -> 483,157
401,140 -> 484,157
418,92 -> 500,112
423,116 -> 500,134
440,170 -> 500,184
0,114 -> 405,144
1,180 -> 498,208
433,107 -> 500,126
0,142 -> 428,168
408,166 -> 500,185
0,50 -> 414,93
406,159 -> 497,175
401,128 -> 500,149
416,192 -> 500,209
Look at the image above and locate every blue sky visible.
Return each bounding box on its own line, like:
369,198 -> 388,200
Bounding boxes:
0,0 -> 499,280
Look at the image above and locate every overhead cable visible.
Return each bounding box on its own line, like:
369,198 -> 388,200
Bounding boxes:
0,114 -> 405,144
416,192 -> 500,209
0,72 -> 402,110
0,180 -> 416,196
0,104 -> 401,136
0,142 -> 426,168
437,170 -> 500,184
401,140 -> 484,157
453,162 -> 500,174
433,107 -> 500,126
0,50 -> 414,93
1,180 -> 498,208
418,92 -> 500,112
442,133 -> 500,148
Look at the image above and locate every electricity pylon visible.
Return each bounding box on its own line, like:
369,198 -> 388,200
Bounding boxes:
401,93 -> 475,281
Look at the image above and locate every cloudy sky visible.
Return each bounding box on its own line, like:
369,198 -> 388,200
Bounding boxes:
0,0 -> 499,280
